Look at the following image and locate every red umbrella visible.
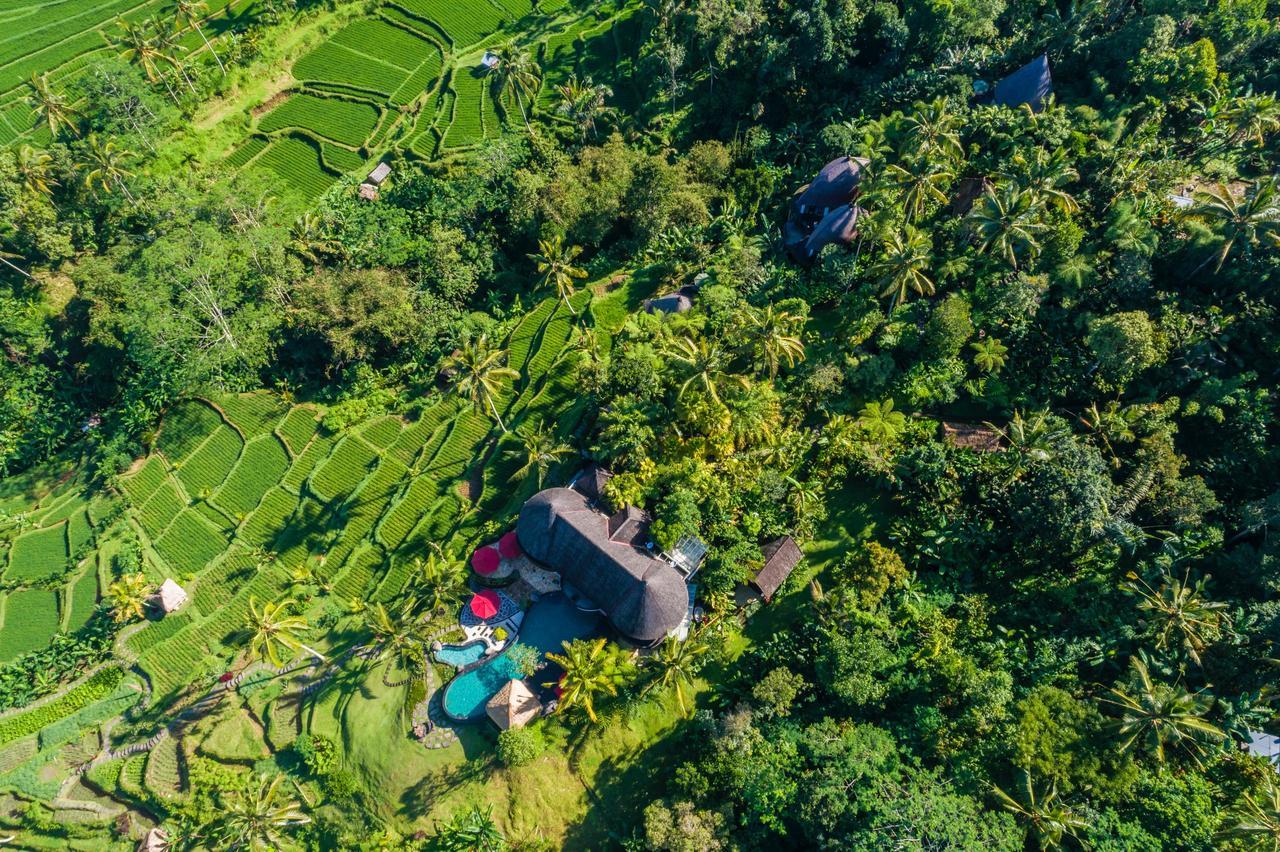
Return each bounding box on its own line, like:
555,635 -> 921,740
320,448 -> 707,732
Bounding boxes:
498,531 -> 522,560
469,589 -> 501,620
471,546 -> 500,576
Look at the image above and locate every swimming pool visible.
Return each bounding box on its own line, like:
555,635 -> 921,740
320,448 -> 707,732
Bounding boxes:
435,642 -> 486,668
440,593 -> 602,721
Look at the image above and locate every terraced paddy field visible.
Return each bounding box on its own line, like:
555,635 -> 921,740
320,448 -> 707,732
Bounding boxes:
231,0 -> 643,199
0,0 -> 247,147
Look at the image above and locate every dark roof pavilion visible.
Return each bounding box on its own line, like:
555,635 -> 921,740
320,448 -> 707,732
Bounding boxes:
990,54 -> 1053,111
517,488 -> 688,645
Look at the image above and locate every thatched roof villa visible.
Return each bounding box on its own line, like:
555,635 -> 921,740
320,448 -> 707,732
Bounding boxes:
516,488 -> 688,646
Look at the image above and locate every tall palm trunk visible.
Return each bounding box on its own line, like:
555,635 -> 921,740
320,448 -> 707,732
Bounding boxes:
194,22 -> 226,76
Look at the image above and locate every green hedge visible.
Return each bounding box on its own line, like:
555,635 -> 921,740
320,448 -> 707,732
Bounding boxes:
0,667 -> 124,747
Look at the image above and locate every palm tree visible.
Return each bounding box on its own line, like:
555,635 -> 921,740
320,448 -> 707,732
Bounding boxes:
245,597 -> 325,668
856,399 -> 906,445
971,337 -> 1009,373
408,550 -> 468,619
430,804 -> 506,851
16,145 -> 57,199
488,45 -> 541,128
215,773 -> 310,851
1008,148 -> 1079,214
900,98 -> 963,163
1217,775 -> 1280,850
1124,569 -> 1229,668
884,157 -> 953,221
172,0 -> 225,77
870,227 -> 934,307
1102,657 -> 1226,765
364,602 -> 427,687
545,637 -> 634,723
995,409 -> 1069,471
529,235 -> 587,313
992,768 -> 1089,850
969,184 -> 1048,269
445,335 -> 520,431
1220,92 -> 1280,147
744,305 -> 805,379
555,75 -> 613,140
1186,178 -> 1280,273
148,15 -> 194,93
114,18 -> 179,103
107,573 -> 151,623
80,134 -> 137,203
288,212 -> 342,265
665,335 -> 747,405
642,636 -> 709,718
26,74 -> 79,140
506,420 -> 573,488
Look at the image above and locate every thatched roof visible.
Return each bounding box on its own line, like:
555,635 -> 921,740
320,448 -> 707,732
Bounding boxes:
138,827 -> 169,852
517,488 -> 688,644
803,204 -> 865,258
751,536 -> 803,602
796,156 -> 869,215
991,54 -> 1052,111
367,162 -> 391,185
358,182 -> 379,201
570,464 -> 613,506
486,679 -> 542,730
151,579 -> 187,614
940,421 -> 1003,452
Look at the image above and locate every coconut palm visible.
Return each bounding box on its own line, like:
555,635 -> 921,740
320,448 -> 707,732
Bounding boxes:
642,635 -> 709,718
506,420 -> 573,488
245,597 -> 325,667
665,335 -> 748,404
529,235 -> 587,313
1217,775 -> 1280,851
114,18 -> 178,103
1102,657 -> 1226,764
545,637 -> 634,723
870,227 -> 935,307
969,184 -> 1048,269
884,157 -> 953,221
148,15 -> 194,93
997,409 -> 1068,465
107,573 -> 151,623
1124,569 -> 1229,668
856,398 -> 906,445
1008,148 -> 1079,214
288,212 -> 342,265
992,768 -> 1089,850
971,337 -> 1009,373
445,335 -> 520,431
489,45 -> 541,128
364,602 -> 427,687
555,75 -> 613,140
25,74 -> 79,140
900,98 -> 963,163
172,0 -> 225,77
746,305 -> 805,378
215,773 -> 310,851
80,134 -> 137,203
1186,178 -> 1280,273
1220,92 -> 1280,147
407,550 -> 468,619
16,145 -> 57,199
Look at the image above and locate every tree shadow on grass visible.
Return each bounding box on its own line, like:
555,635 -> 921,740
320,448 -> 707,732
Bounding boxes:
398,748 -> 493,821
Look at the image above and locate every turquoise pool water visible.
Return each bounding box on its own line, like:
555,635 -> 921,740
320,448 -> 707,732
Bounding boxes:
435,642 -> 486,668
440,594 -> 602,721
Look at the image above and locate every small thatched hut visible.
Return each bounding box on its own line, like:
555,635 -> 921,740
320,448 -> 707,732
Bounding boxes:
138,827 -> 170,852
150,579 -> 188,615
486,679 -> 542,730
940,421 -> 1003,452
367,162 -> 391,185
750,536 -> 803,603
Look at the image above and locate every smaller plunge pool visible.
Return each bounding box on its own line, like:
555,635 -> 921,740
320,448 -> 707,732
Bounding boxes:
435,642 -> 487,668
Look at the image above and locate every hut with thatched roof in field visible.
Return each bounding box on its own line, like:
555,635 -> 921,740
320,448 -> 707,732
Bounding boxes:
940,421 -> 1004,452
150,579 -> 188,615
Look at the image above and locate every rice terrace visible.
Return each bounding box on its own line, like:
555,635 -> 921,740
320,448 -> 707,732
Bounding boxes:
4,0 -> 1280,847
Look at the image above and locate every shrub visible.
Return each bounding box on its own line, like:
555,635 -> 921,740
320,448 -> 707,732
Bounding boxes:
293,732 -> 338,777
0,667 -> 123,747
496,726 -> 542,767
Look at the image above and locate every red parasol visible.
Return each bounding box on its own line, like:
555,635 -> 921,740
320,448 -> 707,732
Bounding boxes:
469,589 -> 501,620
498,531 -> 522,560
471,546 -> 500,576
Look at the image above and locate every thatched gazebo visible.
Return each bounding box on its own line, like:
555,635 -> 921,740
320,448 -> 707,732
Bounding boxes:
486,679 -> 542,731
150,579 -> 188,615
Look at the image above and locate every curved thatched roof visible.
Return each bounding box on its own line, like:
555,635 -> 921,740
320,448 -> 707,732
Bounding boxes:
803,204 -> 865,258
517,488 -> 688,644
992,54 -> 1052,111
795,156 -> 869,214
